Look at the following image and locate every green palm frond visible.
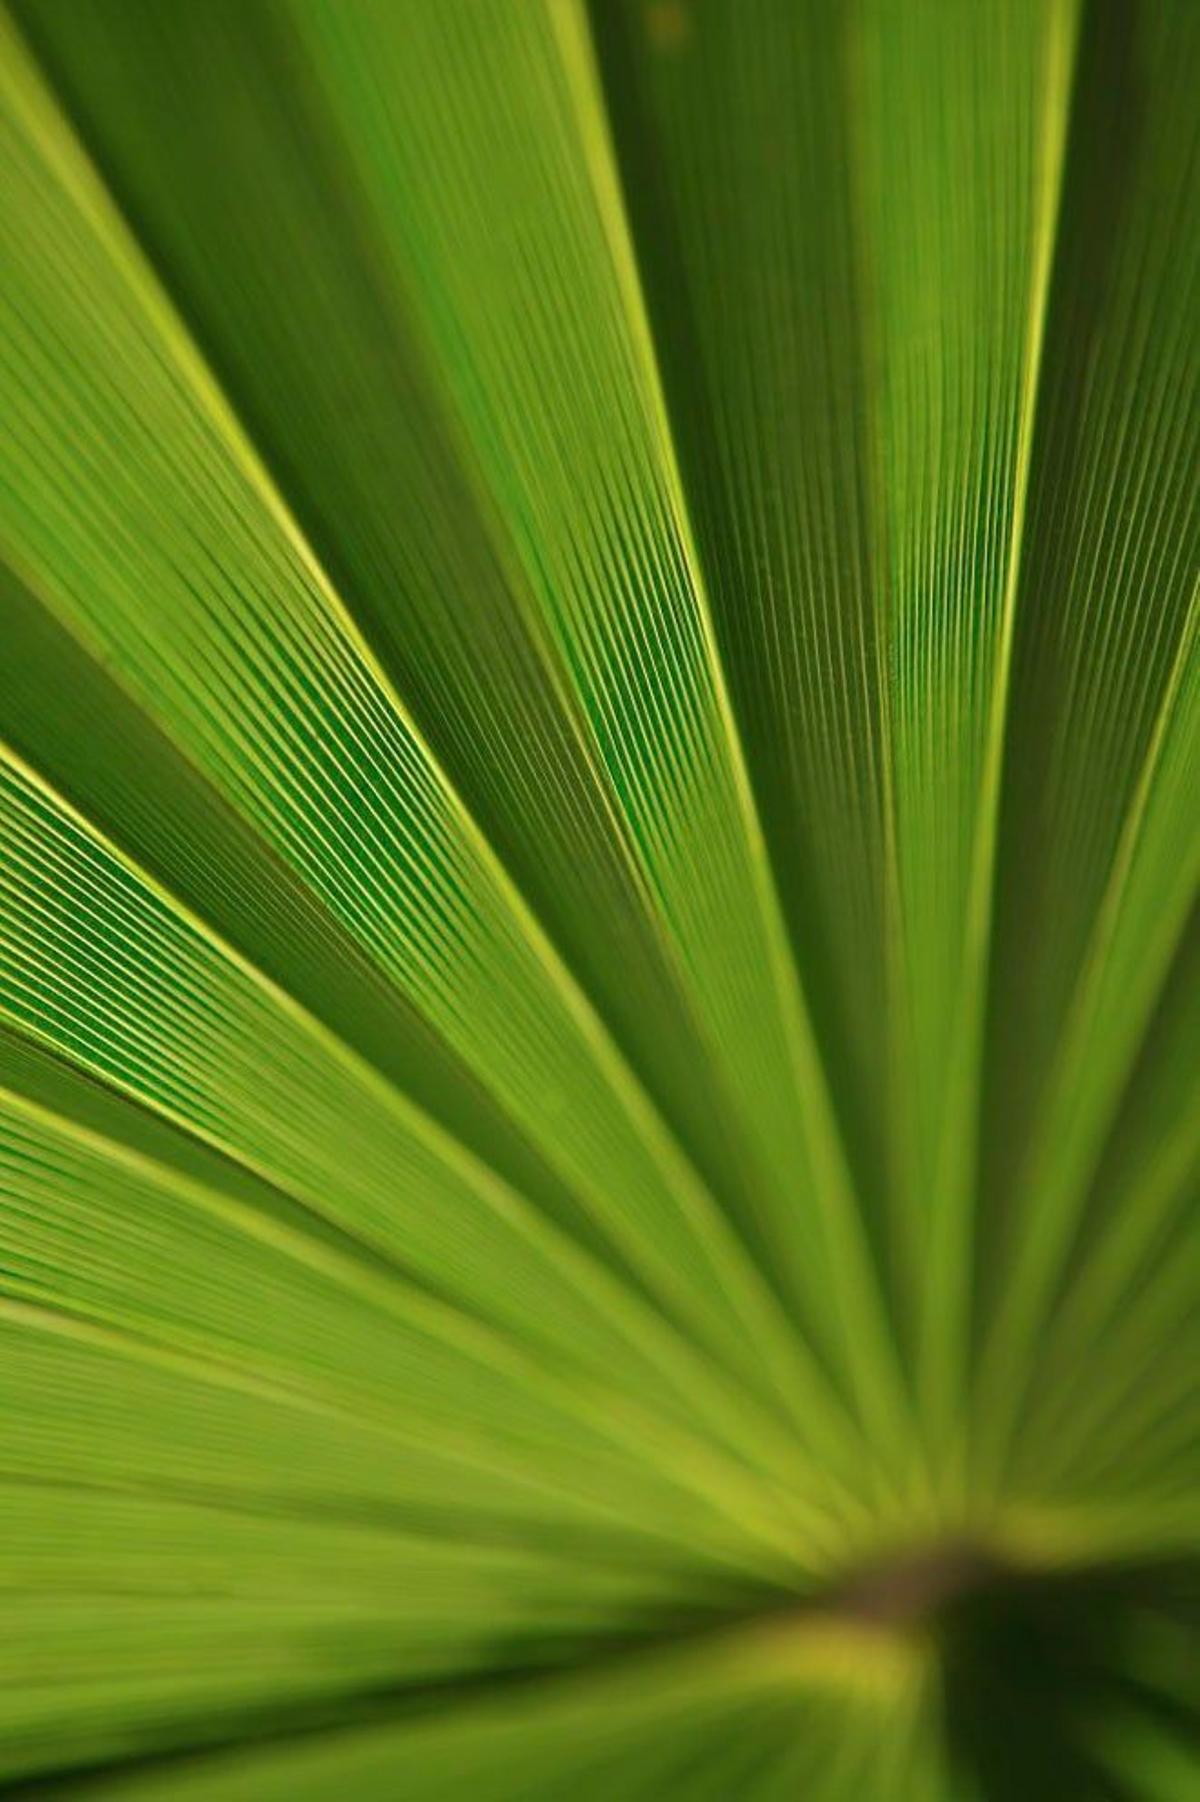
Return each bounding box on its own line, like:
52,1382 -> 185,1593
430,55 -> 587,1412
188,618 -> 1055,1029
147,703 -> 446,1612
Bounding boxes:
0,1 -> 1196,1795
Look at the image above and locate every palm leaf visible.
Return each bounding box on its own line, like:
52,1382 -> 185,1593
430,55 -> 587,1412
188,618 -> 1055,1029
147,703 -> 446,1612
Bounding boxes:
0,0 -> 1196,1795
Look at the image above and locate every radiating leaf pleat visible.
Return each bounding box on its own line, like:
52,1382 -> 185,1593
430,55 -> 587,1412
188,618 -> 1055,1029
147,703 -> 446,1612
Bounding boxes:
0,10 -> 847,1442
9,0 -> 908,1447
0,1480 -> 726,1785
1005,914 -> 1200,1555
587,0 -> 1082,1449
590,0 -> 896,1278
50,1614 -> 928,1802
281,0 -> 894,1414
852,0 -> 1079,1432
0,748 -> 874,1547
6,0 -> 771,1298
0,561 -> 600,1254
976,0 -> 1200,1481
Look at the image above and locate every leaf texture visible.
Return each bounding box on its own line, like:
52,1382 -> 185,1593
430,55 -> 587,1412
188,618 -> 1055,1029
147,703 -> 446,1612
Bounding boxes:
0,0 -> 1196,1795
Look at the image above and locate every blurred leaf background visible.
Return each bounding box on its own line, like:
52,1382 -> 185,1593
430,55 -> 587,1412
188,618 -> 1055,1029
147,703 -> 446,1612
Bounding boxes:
0,0 -> 1196,1795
